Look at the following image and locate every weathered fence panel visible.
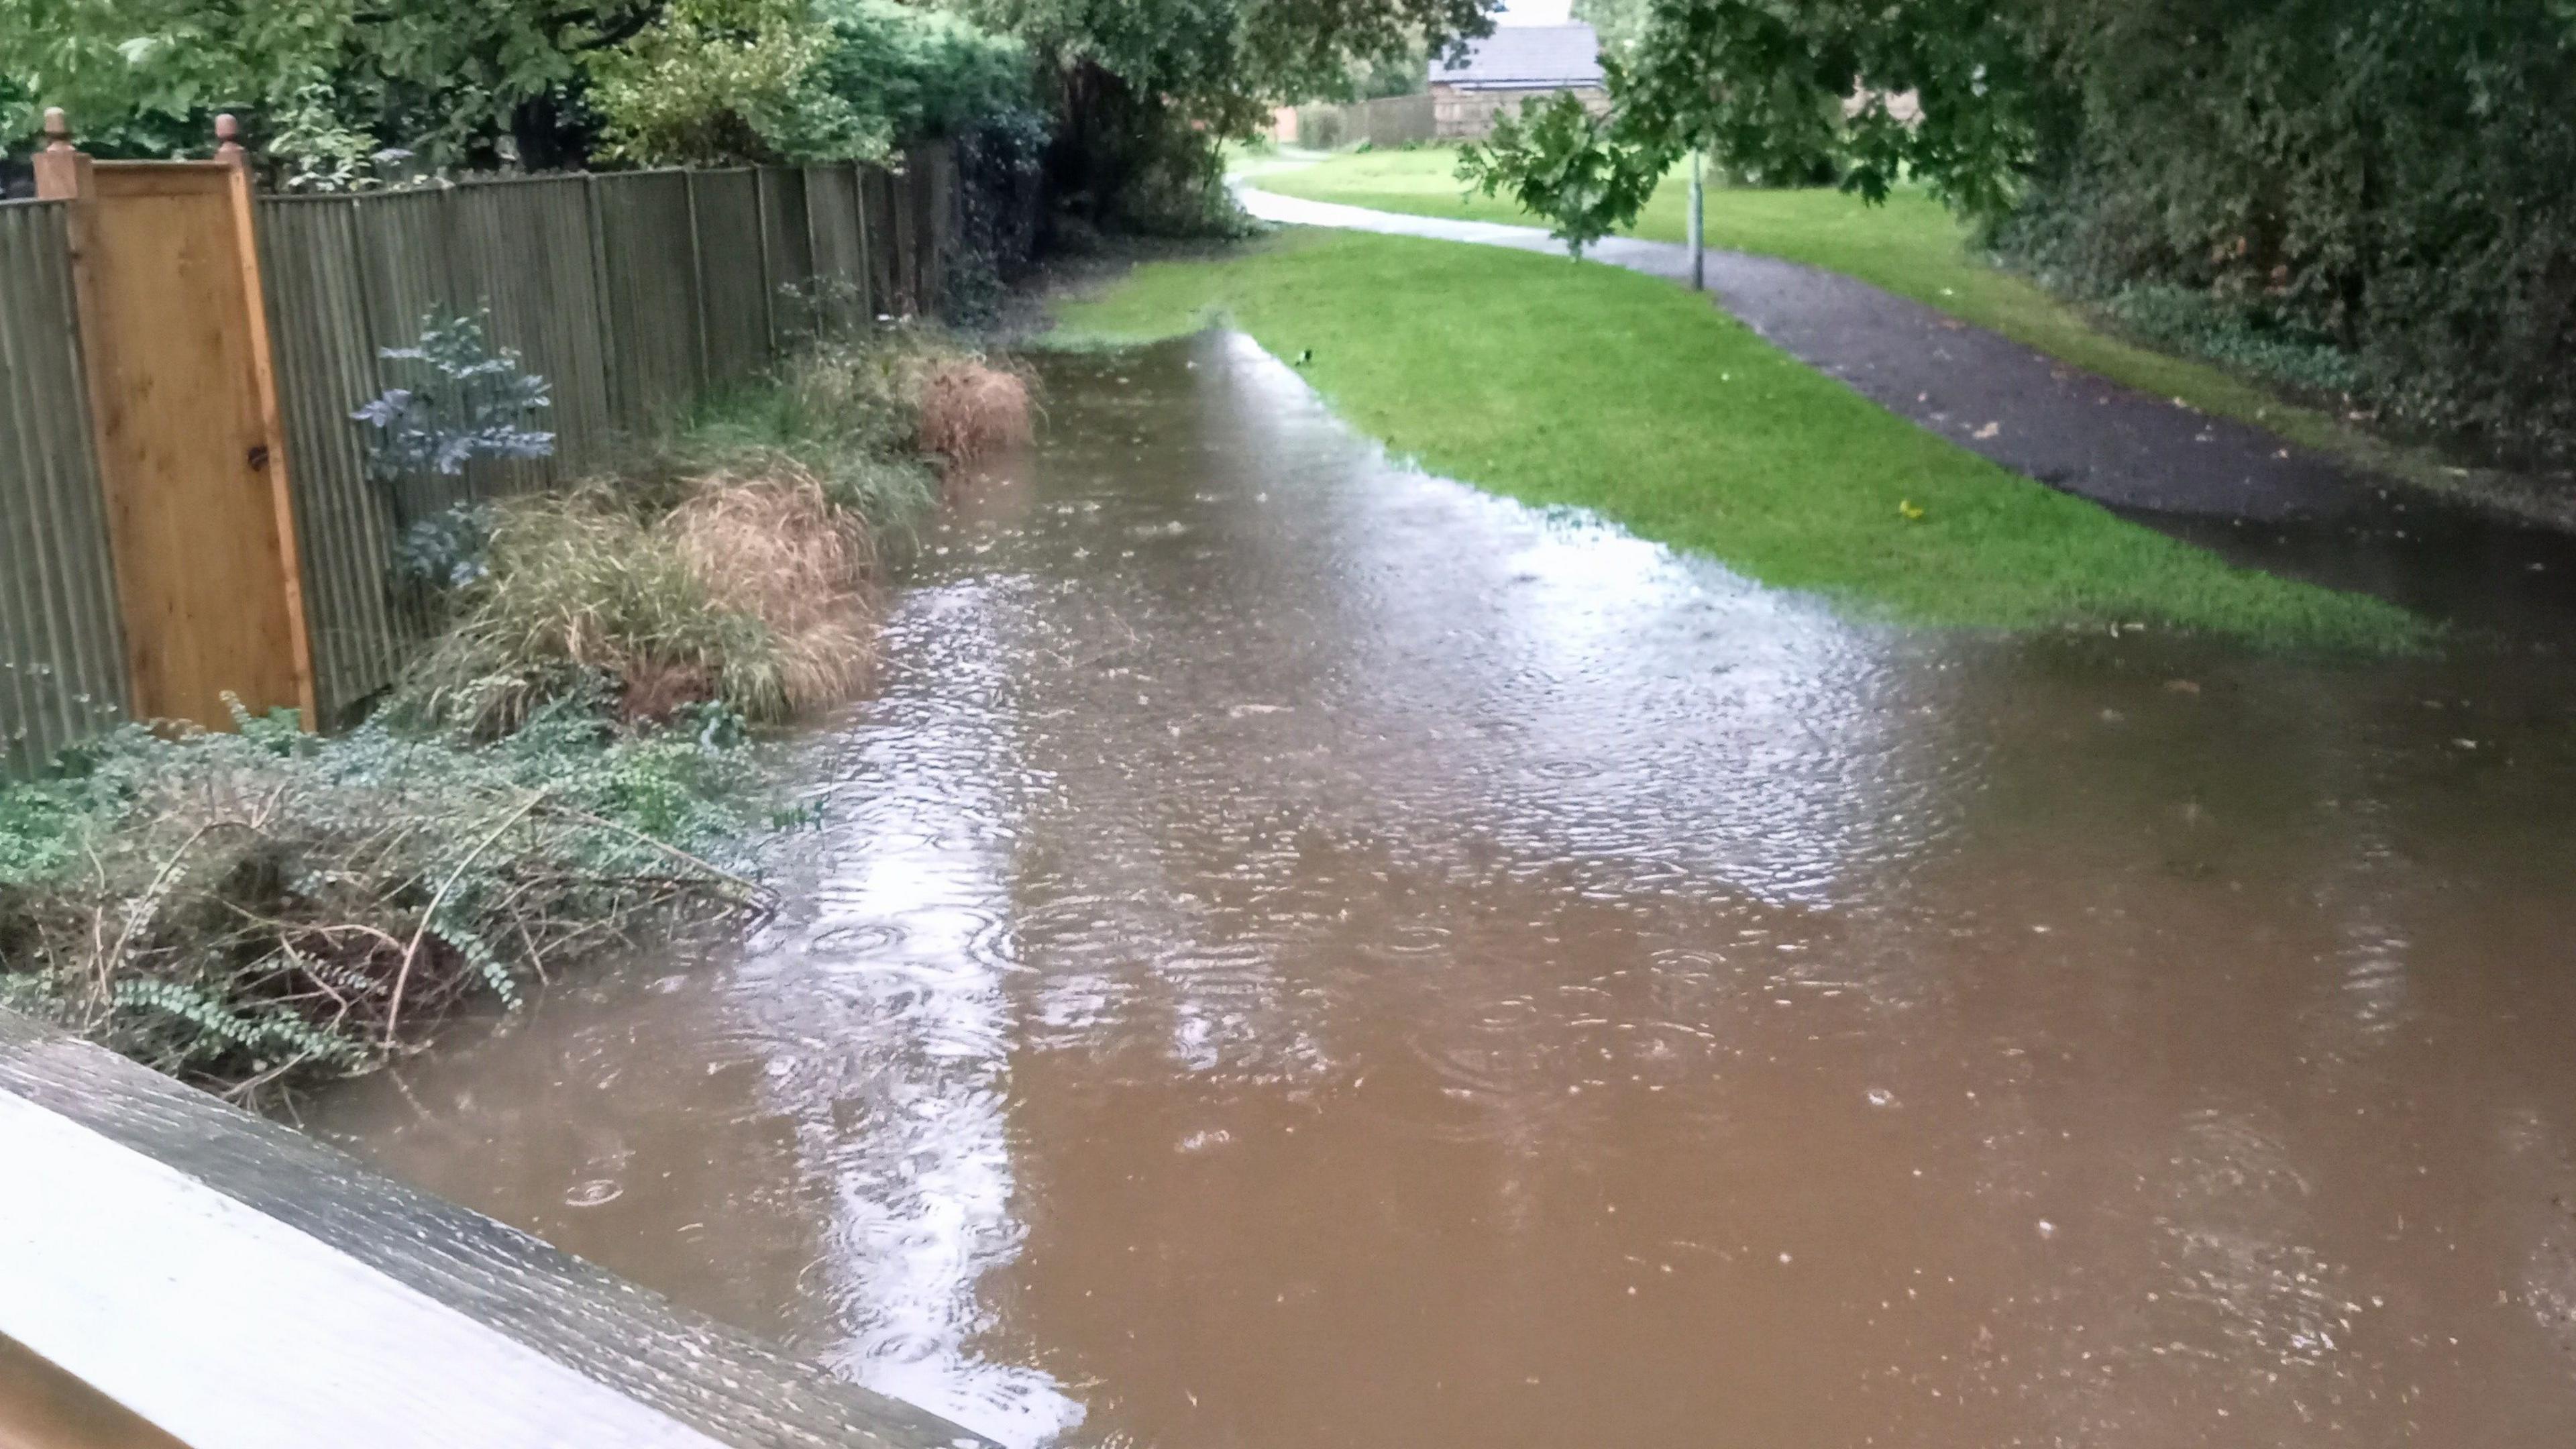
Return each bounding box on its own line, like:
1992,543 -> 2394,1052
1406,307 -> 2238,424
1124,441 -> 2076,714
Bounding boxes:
756,168 -> 815,347
802,166 -> 866,333
3,148 -> 953,763
259,197 -> 415,718
451,178 -> 617,484
861,168 -> 900,318
0,201 -> 126,775
595,172 -> 704,430
690,169 -> 771,388
1293,93 -> 1438,150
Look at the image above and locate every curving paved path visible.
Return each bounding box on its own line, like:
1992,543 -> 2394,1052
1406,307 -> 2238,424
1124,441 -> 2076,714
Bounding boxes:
1236,184 -> 2576,632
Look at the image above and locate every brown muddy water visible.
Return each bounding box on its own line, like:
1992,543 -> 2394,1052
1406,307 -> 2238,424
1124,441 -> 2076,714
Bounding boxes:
316,332 -> 2576,1448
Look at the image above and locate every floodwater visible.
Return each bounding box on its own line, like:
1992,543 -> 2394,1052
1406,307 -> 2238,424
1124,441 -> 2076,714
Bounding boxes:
317,333 -> 2576,1448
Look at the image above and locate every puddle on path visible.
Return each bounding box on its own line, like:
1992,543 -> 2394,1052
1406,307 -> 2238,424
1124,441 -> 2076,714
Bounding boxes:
315,332 -> 2576,1448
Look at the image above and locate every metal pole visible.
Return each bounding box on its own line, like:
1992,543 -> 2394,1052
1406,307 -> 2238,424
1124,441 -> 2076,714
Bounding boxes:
1688,149 -> 1705,292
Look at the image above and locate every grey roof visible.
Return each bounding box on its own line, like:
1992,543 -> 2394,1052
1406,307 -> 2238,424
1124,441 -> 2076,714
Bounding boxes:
1432,23 -> 1603,88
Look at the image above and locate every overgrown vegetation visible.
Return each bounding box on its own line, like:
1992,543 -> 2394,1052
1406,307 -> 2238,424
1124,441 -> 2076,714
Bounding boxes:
0,0 -> 1036,180
398,327 -> 1028,734
0,698 -> 765,1109
588,0 -> 1034,168
0,323 -> 1033,1107
1046,228 -> 2421,649
0,0 -> 1498,246
1460,0 -> 2576,472
961,0 -> 1494,236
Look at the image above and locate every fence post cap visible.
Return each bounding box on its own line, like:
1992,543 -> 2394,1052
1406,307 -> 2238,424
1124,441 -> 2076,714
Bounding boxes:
41,107 -> 71,151
214,113 -> 244,160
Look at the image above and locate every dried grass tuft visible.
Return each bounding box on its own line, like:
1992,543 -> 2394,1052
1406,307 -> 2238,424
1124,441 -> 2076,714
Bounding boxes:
915,358 -> 1034,465
402,462 -> 881,733
666,462 -> 878,722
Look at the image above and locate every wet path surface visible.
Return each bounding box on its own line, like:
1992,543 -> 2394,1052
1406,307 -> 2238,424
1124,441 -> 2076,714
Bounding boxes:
1238,186 -> 2576,633
319,335 -> 2576,1448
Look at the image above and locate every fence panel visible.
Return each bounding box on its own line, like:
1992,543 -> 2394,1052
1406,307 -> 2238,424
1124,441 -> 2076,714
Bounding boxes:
860,168 -> 900,317
755,168 -> 814,348
691,170 -> 769,387
448,178 -> 616,485
914,149 -> 953,315
260,197 -> 414,719
1293,94 -> 1437,150
594,172 -> 704,432
802,166 -> 866,335
0,201 -> 127,774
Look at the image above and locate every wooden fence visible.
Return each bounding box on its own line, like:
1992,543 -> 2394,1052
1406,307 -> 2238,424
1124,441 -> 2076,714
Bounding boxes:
1288,95 -> 1438,150
0,129 -> 959,775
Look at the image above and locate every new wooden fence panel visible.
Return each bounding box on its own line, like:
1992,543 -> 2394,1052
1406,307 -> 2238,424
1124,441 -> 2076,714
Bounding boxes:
0,201 -> 127,774
594,172 -> 704,432
259,197 -> 413,720
691,170 -> 769,387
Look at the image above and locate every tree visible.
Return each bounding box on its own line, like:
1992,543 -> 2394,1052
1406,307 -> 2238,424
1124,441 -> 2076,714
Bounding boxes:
586,0 -> 1029,166
1462,0 -> 2041,252
0,0 -> 665,173
961,0 -> 1502,229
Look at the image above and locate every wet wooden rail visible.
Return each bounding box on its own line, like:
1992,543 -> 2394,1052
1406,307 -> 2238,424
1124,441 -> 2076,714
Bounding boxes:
0,1010 -> 994,1449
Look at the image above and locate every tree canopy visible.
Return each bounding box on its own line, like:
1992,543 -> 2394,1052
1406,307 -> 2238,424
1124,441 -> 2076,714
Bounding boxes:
1464,0 -> 2039,254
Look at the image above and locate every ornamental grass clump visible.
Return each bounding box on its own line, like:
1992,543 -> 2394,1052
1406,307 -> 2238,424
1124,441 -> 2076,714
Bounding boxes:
402,459 -> 884,734
914,356 -> 1034,464
697,323 -> 1034,476
0,701 -> 764,1108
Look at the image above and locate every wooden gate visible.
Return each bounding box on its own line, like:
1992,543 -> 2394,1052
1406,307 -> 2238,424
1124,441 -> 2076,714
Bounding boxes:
34,113 -> 315,729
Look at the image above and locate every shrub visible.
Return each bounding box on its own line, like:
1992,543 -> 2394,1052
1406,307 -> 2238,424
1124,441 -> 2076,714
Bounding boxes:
396,328 -> 1020,733
666,464 -> 879,716
1991,0 -> 2576,466
2099,286 -> 2364,400
0,700 -> 763,1106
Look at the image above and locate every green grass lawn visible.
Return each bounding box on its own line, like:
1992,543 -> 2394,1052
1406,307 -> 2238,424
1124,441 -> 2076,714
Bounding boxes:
1253,148 -> 2426,484
1048,229 -> 2419,650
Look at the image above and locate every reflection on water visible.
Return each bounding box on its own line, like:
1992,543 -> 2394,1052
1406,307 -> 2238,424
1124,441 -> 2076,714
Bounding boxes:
317,332 -> 2576,1448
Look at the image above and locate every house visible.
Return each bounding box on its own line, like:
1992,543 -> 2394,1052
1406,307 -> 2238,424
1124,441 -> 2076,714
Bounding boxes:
1428,23 -> 1608,140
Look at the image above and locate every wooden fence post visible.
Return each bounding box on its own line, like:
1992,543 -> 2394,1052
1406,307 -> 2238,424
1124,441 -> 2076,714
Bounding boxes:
30,108 -> 92,203
213,114 -> 319,728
